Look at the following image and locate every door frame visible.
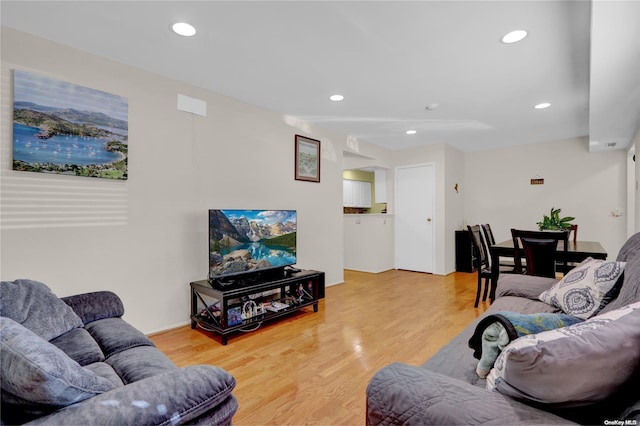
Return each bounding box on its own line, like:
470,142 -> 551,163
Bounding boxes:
394,162 -> 436,273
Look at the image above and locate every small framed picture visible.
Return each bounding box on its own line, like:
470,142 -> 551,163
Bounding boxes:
294,134 -> 320,183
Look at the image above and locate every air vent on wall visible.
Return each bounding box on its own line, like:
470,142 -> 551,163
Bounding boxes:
605,142 -> 617,148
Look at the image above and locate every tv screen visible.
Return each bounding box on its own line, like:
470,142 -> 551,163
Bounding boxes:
209,209 -> 297,280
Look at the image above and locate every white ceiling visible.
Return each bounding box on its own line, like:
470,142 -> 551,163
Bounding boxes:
2,1 -> 639,153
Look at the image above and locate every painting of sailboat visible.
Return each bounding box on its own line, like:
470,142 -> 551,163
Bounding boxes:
12,70 -> 129,180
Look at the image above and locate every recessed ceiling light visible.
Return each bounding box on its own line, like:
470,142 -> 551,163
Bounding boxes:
406,130 -> 417,135
501,30 -> 528,44
172,22 -> 196,37
329,94 -> 344,102
534,102 -> 551,109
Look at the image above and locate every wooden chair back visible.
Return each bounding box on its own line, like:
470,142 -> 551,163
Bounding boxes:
511,229 -> 569,278
467,225 -> 489,268
568,224 -> 578,243
481,224 -> 496,246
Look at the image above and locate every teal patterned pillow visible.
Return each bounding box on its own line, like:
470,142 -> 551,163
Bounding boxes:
539,257 -> 625,319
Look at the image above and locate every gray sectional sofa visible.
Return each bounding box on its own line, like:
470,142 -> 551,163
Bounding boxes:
0,280 -> 238,425
367,232 -> 640,425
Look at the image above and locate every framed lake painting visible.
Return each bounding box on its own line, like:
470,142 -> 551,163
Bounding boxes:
294,134 -> 320,183
12,70 -> 128,180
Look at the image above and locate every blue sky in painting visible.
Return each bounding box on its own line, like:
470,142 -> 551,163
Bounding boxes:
13,70 -> 128,122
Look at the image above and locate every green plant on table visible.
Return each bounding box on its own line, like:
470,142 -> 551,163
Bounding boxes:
536,207 -> 575,230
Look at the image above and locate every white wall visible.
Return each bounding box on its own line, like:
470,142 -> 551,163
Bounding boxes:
1,28 -> 347,334
444,144 -> 466,273
464,137 -> 628,257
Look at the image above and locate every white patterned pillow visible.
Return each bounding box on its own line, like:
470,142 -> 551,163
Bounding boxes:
539,257 -> 625,319
487,301 -> 640,405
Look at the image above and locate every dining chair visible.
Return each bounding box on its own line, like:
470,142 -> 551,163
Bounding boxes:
568,224 -> 578,243
467,225 -> 493,307
481,223 -> 497,246
510,229 -> 569,278
556,224 -> 579,273
481,224 -> 517,272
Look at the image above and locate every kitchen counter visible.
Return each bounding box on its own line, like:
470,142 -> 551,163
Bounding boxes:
343,214 -> 394,273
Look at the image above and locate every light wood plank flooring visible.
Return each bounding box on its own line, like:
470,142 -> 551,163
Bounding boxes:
149,269 -> 489,425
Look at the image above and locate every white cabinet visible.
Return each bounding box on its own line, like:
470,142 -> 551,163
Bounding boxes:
343,180 -> 371,208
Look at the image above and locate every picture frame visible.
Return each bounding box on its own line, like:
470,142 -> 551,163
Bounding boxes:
12,70 -> 129,180
294,134 -> 321,183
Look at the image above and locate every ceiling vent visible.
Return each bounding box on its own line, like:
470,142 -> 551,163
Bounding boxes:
605,142 -> 617,148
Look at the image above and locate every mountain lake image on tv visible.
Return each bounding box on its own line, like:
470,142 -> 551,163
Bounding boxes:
209,209 -> 297,279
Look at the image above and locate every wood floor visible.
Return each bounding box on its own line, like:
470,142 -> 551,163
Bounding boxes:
149,269 -> 489,425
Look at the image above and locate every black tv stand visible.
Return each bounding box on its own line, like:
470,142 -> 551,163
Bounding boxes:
191,269 -> 325,345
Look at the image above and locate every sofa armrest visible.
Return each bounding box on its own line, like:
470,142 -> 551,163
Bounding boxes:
26,365 -> 237,426
62,291 -> 125,324
366,363 -> 575,425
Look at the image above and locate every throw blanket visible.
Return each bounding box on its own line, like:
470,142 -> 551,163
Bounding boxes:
468,311 -> 583,378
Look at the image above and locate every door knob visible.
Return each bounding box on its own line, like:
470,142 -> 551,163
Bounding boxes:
426,217 -> 432,222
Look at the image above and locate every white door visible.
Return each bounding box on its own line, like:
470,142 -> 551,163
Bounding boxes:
395,164 -> 435,273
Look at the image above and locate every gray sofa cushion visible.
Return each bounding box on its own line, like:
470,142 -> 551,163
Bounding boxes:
601,249 -> 640,314
487,301 -> 640,406
0,317 -> 115,423
25,365 -> 237,426
0,279 -> 83,340
85,317 -> 155,358
422,295 -> 560,388
61,291 -> 125,324
616,232 -> 640,262
50,327 -> 105,366
84,362 -> 125,388
367,363 -> 576,425
106,346 -> 177,384
495,274 -> 558,300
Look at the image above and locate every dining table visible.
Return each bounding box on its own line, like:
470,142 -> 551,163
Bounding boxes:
488,239 -> 608,303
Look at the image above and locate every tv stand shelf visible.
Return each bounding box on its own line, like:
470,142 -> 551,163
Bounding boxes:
190,270 -> 325,345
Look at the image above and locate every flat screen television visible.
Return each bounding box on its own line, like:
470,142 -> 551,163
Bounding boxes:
209,209 -> 297,283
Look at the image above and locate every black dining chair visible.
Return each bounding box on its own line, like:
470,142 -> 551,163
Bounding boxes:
557,224 -> 580,274
481,224 -> 517,272
467,225 -> 493,307
510,229 -> 569,278
481,223 -> 497,246
568,224 -> 578,244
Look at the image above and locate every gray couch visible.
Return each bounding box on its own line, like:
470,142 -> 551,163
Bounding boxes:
0,280 -> 238,425
367,232 -> 640,425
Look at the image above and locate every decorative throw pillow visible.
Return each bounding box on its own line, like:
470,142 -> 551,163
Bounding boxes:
0,279 -> 84,340
0,317 -> 115,412
538,257 -> 625,319
486,301 -> 640,405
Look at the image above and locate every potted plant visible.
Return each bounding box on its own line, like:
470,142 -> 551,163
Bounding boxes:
536,207 -> 575,231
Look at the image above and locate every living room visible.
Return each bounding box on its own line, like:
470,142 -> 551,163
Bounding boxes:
1,2 -> 640,424
2,1 -> 638,335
